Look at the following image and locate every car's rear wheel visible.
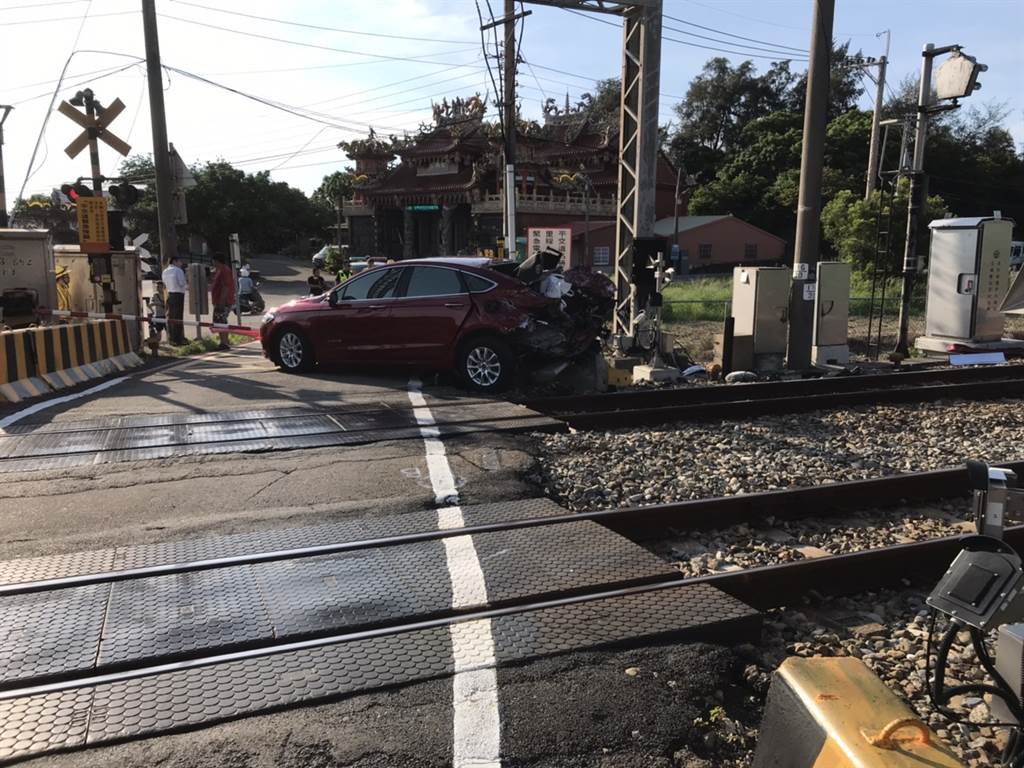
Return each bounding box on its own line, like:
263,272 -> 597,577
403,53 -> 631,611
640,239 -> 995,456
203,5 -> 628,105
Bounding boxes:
456,336 -> 514,392
275,328 -> 313,372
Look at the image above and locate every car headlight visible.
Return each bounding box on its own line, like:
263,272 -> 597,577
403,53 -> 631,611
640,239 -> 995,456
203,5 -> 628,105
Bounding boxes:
261,311 -> 276,325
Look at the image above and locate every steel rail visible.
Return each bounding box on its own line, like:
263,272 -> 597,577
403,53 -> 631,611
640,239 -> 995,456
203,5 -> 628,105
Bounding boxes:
527,363 -> 1024,415
5,460 -> 1021,597
0,576 -> 742,702
0,396 -> 516,438
705,527 -> 1024,610
0,408 -> 562,465
556,378 -> 1024,430
3,525 -> 1018,702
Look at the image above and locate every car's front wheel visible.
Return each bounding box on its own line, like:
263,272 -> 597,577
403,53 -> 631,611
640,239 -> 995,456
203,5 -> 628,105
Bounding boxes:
275,328 -> 314,373
456,336 -> 514,392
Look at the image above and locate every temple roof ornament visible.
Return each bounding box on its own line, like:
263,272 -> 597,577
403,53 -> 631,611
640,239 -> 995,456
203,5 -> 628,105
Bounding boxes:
431,94 -> 487,128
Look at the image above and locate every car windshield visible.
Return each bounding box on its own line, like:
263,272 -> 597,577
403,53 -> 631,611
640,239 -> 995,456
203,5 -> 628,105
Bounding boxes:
339,267 -> 402,300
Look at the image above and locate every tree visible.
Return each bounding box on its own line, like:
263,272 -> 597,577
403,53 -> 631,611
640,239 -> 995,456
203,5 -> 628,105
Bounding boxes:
821,183 -> 949,271
117,156 -> 330,256
312,171 -> 354,211
580,77 -> 620,129
667,58 -> 795,182
117,154 -> 158,243
785,41 -> 865,118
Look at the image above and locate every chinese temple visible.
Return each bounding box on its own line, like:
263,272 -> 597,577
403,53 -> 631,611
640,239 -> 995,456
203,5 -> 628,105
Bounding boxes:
341,95 -> 681,261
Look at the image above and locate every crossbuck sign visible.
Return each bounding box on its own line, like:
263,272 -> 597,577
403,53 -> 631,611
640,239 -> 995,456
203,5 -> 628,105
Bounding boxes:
59,98 -> 131,159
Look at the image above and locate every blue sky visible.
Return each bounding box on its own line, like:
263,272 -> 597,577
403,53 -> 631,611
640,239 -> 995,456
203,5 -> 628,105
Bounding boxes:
1,0 -> 1020,200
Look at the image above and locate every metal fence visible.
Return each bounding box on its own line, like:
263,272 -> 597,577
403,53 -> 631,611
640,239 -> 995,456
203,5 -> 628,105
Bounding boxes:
661,297 -> 926,323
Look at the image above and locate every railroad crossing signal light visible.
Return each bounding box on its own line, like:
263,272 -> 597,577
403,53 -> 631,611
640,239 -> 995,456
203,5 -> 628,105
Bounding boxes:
60,182 -> 93,201
109,181 -> 140,208
935,50 -> 987,100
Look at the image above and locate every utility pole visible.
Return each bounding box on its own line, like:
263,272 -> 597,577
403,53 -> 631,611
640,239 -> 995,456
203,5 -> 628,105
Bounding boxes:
864,31 -> 890,197
892,43 -> 935,358
0,106 -> 12,228
786,0 -> 834,370
141,0 -> 179,267
672,164 -> 689,276
502,0 -> 518,261
863,55 -> 887,196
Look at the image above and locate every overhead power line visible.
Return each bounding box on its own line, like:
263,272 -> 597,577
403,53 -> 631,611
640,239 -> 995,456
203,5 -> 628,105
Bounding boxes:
168,0 -> 476,45
676,0 -> 876,37
564,7 -> 807,61
0,9 -> 136,26
11,61 -> 139,105
157,14 -> 479,67
663,13 -> 807,53
1,0 -> 88,10
663,23 -> 807,57
662,31 -> 808,61
162,64 -> 438,136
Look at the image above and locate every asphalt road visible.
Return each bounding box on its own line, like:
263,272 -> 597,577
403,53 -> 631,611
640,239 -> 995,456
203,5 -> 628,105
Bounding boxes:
0,261 -> 747,767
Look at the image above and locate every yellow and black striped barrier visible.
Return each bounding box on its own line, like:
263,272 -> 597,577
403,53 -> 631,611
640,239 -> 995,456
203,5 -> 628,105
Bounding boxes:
753,657 -> 963,767
0,329 -> 49,403
0,320 -> 142,403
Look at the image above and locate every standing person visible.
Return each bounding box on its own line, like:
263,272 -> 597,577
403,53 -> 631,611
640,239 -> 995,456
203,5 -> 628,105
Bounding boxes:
307,266 -> 328,296
55,266 -> 71,311
334,260 -> 351,286
210,254 -> 236,351
161,256 -> 187,345
147,281 -> 167,342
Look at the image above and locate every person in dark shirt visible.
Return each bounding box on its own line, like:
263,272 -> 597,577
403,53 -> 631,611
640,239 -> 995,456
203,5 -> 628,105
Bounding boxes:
308,267 -> 328,296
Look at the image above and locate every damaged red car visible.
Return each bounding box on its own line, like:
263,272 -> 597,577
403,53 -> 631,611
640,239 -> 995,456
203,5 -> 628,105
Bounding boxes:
259,256 -> 614,392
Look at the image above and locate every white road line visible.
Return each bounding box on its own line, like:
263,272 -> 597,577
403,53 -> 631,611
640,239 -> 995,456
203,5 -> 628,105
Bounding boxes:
0,376 -> 129,432
408,378 -> 502,768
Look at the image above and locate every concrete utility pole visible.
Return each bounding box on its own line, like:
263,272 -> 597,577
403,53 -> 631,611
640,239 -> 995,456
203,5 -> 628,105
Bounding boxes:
0,106 -> 12,228
142,0 -> 179,266
786,0 -> 835,370
503,0 -> 518,261
672,163 -> 689,276
892,43 -> 935,357
864,31 -> 890,197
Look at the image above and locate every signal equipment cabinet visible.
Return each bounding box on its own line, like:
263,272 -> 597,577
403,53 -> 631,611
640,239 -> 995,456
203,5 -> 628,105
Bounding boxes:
731,266 -> 789,371
916,216 -> 1016,354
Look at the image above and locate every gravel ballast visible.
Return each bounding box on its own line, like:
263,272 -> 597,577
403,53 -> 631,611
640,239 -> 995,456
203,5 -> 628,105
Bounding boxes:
534,398 -> 1024,765
538,398 -> 1024,511
652,502 -> 975,578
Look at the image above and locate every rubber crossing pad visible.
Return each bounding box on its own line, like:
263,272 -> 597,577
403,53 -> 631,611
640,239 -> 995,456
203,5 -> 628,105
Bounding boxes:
0,401 -> 562,473
0,499 -> 760,762
0,585 -> 757,763
0,522 -> 670,683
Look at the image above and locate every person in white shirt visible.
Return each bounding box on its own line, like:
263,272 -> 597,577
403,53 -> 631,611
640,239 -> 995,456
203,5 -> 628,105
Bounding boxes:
161,256 -> 187,345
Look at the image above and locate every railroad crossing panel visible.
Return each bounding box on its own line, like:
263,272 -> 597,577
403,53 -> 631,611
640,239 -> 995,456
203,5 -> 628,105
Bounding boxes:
0,401 -> 563,472
0,499 -> 760,762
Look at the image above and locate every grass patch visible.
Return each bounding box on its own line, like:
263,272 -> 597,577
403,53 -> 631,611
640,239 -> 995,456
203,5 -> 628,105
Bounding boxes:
662,277 -> 731,321
150,334 -> 254,358
659,272 -> 924,321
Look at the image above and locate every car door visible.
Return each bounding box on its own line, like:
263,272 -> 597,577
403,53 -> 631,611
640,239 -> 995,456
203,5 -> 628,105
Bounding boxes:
388,266 -> 471,364
311,267 -> 404,363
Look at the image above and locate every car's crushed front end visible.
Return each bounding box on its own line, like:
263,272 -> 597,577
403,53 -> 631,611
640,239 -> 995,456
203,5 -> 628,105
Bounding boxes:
481,267 -> 616,366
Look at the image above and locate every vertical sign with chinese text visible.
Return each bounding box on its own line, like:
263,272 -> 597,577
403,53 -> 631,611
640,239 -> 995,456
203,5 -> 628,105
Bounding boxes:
527,227 -> 572,261
77,197 -> 110,254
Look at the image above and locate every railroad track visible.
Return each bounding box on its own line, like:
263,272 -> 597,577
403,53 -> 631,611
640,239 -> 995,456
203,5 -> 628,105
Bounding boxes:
527,364 -> 1024,429
0,458 -> 1012,764
1,459 -> 1012,689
